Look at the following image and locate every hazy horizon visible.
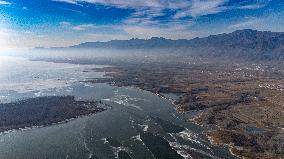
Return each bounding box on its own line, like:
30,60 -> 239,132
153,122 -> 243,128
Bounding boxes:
0,0 -> 283,50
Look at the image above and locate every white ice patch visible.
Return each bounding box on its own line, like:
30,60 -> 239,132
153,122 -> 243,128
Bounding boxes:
124,103 -> 143,111
169,140 -> 215,159
111,146 -> 130,159
0,79 -> 71,93
169,141 -> 192,159
176,129 -> 211,151
88,154 -> 94,159
102,98 -> 111,102
138,124 -> 149,132
101,138 -> 108,144
66,87 -> 74,92
0,95 -> 8,103
81,134 -> 94,159
84,83 -> 94,88
131,134 -> 142,142
102,95 -> 143,111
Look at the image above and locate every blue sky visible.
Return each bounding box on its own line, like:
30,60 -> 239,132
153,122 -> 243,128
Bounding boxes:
0,0 -> 283,49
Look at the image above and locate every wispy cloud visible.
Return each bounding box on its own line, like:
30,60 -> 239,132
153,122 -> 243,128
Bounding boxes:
228,18 -> 259,29
60,21 -> 72,26
123,25 -> 196,40
0,0 -> 11,5
238,4 -> 265,9
176,0 -> 228,18
52,0 -> 78,5
52,0 -> 164,8
52,0 -> 273,19
54,0 -> 273,41
237,0 -> 272,10
71,24 -> 97,31
51,0 -> 212,18
59,19 -> 195,40
60,22 -> 98,31
60,22 -> 125,35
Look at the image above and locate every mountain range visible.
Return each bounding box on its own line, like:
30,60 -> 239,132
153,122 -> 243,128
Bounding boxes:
45,29 -> 284,61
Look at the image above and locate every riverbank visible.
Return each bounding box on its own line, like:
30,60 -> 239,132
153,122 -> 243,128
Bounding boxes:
86,60 -> 284,159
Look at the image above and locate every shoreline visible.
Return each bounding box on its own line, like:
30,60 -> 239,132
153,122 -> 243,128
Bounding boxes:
100,82 -> 242,159
0,111 -> 99,135
82,71 -> 243,158
206,130 -> 243,159
0,112 -> 103,136
0,96 -> 106,135
153,90 -> 243,159
155,91 -> 243,159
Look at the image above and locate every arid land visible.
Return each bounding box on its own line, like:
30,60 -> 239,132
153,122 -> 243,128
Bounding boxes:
83,56 -> 284,159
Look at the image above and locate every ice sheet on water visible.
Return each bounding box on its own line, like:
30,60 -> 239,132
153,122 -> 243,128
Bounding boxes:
0,79 -> 71,93
102,94 -> 144,111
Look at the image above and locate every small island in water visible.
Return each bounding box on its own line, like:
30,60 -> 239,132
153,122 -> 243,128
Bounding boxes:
0,96 -> 105,133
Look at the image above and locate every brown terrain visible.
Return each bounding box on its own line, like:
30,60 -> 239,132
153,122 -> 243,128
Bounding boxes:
83,56 -> 284,159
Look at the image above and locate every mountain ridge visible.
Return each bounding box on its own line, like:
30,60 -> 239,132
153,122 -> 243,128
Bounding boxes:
41,29 -> 284,61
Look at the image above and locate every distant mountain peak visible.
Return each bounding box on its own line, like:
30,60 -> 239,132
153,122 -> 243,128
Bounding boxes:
43,29 -> 284,61
233,29 -> 257,33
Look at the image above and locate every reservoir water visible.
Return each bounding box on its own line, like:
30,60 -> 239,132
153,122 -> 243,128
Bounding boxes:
0,55 -> 237,159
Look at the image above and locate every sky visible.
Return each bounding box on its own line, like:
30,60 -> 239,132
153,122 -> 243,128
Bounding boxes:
0,0 -> 283,49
